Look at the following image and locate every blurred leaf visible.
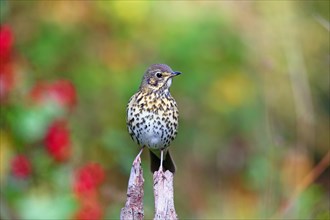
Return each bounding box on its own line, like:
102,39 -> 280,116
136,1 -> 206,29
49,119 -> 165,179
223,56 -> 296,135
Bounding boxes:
30,148 -> 54,180
70,62 -> 110,95
99,1 -> 150,26
7,103 -> 65,143
52,166 -> 72,191
207,72 -> 257,113
293,185 -> 326,219
101,128 -> 135,173
0,0 -> 9,22
0,130 -> 13,183
18,193 -> 76,220
22,24 -> 81,73
245,155 -> 271,191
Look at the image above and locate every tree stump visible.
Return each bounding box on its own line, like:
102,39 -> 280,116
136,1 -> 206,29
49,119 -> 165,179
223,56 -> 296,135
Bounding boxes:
153,170 -> 178,220
120,155 -> 178,220
120,156 -> 144,220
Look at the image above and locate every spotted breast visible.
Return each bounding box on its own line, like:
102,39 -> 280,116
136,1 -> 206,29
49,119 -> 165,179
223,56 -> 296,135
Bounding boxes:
127,90 -> 179,151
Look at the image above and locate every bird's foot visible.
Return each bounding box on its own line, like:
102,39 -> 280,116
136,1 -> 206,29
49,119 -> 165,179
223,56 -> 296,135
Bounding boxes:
158,150 -> 164,172
133,148 -> 144,164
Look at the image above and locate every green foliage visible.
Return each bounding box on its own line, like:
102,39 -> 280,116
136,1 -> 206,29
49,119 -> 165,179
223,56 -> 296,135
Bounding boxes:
18,194 -> 76,220
1,1 -> 329,219
6,103 -> 64,143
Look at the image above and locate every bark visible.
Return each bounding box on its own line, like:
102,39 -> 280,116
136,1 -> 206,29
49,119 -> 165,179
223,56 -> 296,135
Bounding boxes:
153,170 -> 178,220
120,156 -> 144,220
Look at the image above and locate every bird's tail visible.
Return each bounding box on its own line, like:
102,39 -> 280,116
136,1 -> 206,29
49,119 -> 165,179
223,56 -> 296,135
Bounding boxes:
149,150 -> 176,173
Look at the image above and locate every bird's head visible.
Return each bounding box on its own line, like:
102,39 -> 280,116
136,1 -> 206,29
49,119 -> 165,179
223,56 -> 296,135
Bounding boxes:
140,64 -> 181,92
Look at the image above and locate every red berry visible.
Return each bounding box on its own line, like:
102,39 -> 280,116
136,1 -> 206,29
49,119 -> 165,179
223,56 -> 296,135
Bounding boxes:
0,25 -> 14,101
44,120 -> 71,162
73,163 -> 105,197
30,80 -> 77,109
0,25 -> 13,62
73,199 -> 103,220
11,155 -> 31,179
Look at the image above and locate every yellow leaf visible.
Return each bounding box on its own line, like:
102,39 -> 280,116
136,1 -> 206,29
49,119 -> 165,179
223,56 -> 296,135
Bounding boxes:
208,72 -> 256,112
0,130 -> 14,183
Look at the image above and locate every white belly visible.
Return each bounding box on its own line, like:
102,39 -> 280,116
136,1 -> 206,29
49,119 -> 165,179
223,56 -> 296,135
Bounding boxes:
136,111 -> 166,149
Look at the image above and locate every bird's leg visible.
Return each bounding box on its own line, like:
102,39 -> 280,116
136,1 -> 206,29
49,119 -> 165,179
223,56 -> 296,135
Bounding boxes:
133,147 -> 144,164
159,150 -> 164,172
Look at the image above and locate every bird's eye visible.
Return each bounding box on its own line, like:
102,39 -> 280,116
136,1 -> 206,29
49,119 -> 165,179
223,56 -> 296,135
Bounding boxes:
156,72 -> 162,78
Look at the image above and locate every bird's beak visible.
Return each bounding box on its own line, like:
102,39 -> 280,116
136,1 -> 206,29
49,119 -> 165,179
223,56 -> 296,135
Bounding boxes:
171,71 -> 182,77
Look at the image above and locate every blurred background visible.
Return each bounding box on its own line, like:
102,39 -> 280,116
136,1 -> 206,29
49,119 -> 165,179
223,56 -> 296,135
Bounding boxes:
0,1 -> 329,219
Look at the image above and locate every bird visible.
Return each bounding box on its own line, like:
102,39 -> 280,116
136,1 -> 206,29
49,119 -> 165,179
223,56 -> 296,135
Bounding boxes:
126,64 -> 181,173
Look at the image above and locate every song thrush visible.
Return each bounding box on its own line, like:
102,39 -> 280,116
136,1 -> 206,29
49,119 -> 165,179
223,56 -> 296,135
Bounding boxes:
126,64 -> 181,173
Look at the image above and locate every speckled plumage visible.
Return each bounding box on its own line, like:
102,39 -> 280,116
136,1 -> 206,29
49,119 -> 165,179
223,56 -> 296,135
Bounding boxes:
126,64 -> 181,173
